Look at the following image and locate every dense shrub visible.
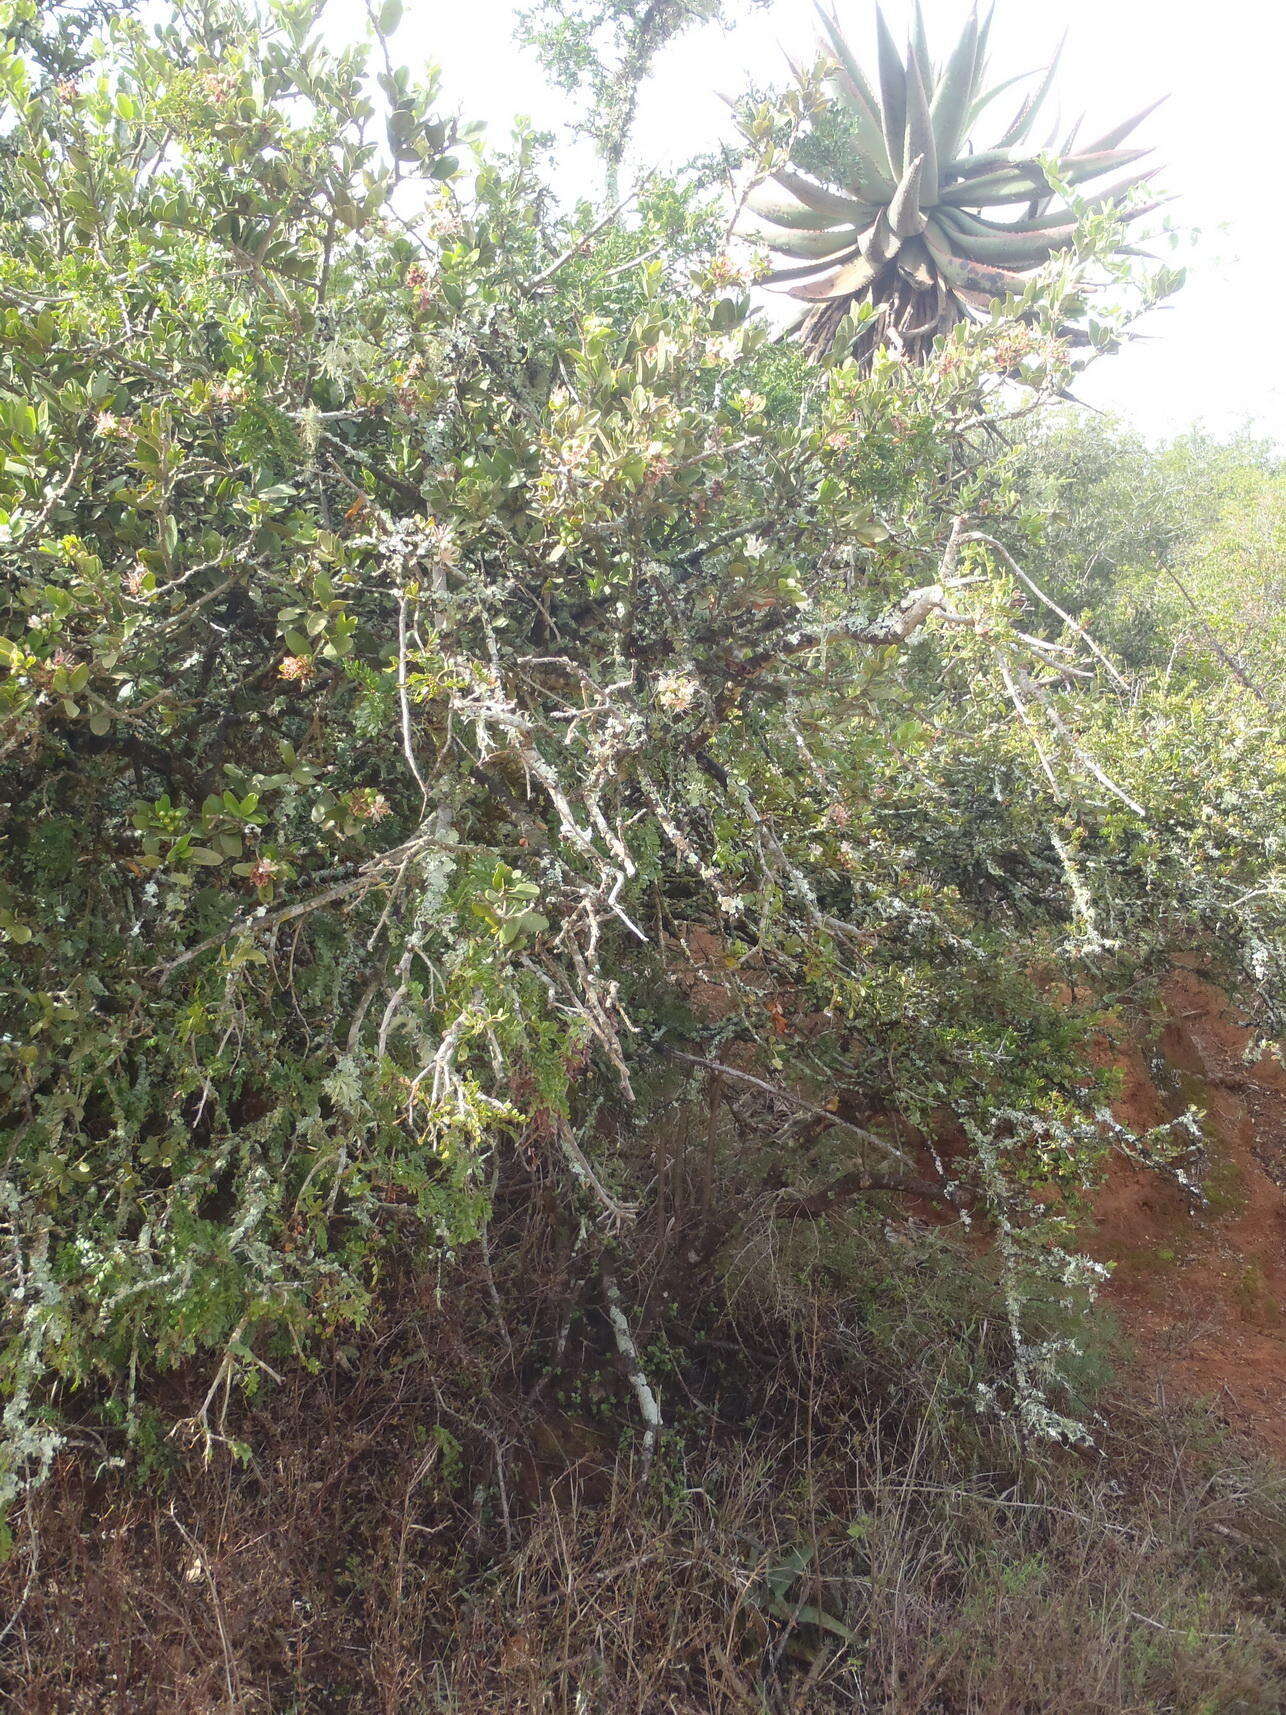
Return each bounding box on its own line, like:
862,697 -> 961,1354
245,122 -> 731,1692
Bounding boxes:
0,0 -> 1279,1555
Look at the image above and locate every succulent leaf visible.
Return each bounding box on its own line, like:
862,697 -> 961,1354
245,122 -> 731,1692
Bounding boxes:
911,1 -> 933,89
997,34 -> 1065,149
933,247 -> 1030,299
1081,97 -> 1167,154
861,210 -> 901,266
937,164 -> 1055,207
1061,147 -> 1151,185
758,222 -> 869,260
874,5 -> 908,175
936,205 -> 1074,264
965,68 -> 1037,136
903,45 -> 939,205
785,253 -> 879,300
896,234 -> 936,288
823,74 -> 898,196
762,249 -> 864,286
816,7 -> 896,186
748,172 -> 875,227
814,4 -> 882,132
888,153 -> 927,237
929,8 -> 981,172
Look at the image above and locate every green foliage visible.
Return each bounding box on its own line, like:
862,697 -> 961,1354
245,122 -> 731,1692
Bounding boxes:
1002,417 -> 1285,684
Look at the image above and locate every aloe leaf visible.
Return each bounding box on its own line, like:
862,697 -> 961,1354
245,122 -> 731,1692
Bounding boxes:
785,252 -> 880,300
970,169 -> 1157,231
972,1 -> 995,86
945,147 -> 1024,181
861,210 -> 901,266
929,8 -> 980,170
762,246 -> 864,285
998,33 -> 1065,149
911,0 -> 933,87
938,164 -> 1052,207
814,3 -> 882,127
966,68 -> 1036,140
823,72 -> 897,196
815,7 -> 895,184
936,206 -> 1074,264
758,222 -> 869,260
904,46 -> 939,204
896,234 -> 936,287
1062,147 -> 1151,186
744,187 -> 840,232
750,172 -> 875,227
934,247 -> 1029,299
875,5 -> 908,176
1080,97 -> 1166,154
888,154 -> 927,237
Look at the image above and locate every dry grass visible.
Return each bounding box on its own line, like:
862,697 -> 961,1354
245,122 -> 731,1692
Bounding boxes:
1,1185 -> 1283,1713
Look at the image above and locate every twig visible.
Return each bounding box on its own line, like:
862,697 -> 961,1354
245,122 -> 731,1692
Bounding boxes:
602,1268 -> 662,1482
522,177 -> 653,294
169,1508 -> 241,1710
962,530 -> 1131,692
775,1170 -> 960,1216
663,1048 -> 914,1168
1159,563 -> 1277,708
396,587 -> 430,807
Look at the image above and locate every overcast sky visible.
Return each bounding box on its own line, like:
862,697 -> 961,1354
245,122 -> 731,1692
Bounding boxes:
331,0 -> 1284,443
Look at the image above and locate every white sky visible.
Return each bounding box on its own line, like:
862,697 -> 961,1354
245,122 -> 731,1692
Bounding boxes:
330,0 -> 1285,443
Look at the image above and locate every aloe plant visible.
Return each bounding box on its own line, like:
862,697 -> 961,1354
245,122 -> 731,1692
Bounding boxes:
744,3 -> 1161,361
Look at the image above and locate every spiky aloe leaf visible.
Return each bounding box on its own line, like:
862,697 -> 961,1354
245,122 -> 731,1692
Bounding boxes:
910,0 -> 933,88
785,253 -> 879,300
1080,99 -> 1167,153
948,148 -> 1026,181
964,67 -> 1036,136
903,44 -> 939,204
929,244 -> 1031,300
861,210 -> 901,266
896,234 -> 936,288
821,75 -> 899,198
970,3 -> 995,90
929,8 -> 981,172
936,163 -> 1054,207
758,222 -> 869,260
1061,147 -> 1151,182
874,5 -> 908,176
888,154 -> 927,237
997,34 -> 1065,149
746,173 -> 875,228
987,169 -> 1160,231
933,206 -> 1075,265
762,249 -> 864,286
815,7 -> 896,188
814,4 -> 882,134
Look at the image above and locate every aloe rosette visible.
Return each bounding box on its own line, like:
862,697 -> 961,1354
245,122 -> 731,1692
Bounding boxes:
744,3 -> 1161,360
